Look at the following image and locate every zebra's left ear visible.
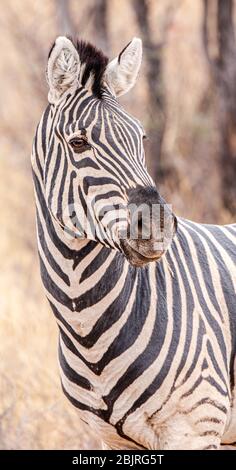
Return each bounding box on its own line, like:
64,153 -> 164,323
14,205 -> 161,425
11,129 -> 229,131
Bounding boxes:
105,38 -> 142,97
46,36 -> 80,105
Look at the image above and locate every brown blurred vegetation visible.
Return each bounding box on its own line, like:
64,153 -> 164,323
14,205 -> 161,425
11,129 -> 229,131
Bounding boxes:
0,0 -> 236,450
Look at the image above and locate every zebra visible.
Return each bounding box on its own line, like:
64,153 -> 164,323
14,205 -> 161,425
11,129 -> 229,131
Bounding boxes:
31,35 -> 236,450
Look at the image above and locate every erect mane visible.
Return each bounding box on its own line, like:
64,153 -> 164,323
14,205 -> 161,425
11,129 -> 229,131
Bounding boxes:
75,39 -> 108,98
48,37 -> 109,99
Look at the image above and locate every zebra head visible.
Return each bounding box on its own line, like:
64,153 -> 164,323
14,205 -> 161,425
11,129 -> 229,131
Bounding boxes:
44,36 -> 177,267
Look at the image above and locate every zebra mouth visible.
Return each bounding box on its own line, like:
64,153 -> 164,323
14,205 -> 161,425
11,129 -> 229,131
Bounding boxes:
120,239 -> 163,267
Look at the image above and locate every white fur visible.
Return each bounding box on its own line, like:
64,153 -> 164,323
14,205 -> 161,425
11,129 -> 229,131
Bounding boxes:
105,37 -> 142,97
47,36 -> 80,105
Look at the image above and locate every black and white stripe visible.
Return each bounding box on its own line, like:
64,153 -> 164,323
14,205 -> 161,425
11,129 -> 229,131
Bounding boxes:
31,37 -> 236,450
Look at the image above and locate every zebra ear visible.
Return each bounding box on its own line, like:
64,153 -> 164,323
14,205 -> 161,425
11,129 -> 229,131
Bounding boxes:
46,36 -> 80,104
105,38 -> 142,97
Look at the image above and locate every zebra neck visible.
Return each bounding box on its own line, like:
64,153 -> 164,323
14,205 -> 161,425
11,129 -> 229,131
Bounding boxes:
52,248 -> 138,347
43,217 -> 137,334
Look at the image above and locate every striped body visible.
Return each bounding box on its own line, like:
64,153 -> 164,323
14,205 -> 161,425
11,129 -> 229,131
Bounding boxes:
32,37 -> 236,449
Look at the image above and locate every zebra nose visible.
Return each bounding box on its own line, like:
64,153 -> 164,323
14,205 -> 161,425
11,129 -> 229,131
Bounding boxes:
128,205 -> 176,241
129,208 -> 152,240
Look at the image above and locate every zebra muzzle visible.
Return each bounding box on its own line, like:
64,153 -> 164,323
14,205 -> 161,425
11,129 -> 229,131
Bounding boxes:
119,205 -> 177,267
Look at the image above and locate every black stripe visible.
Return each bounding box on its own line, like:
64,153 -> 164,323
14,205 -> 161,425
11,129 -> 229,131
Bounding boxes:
74,255 -> 125,313
39,255 -> 73,308
205,375 -> 228,396
183,220 -> 236,386
166,247 -> 194,384
202,224 -> 236,259
180,319 -> 205,385
44,137 -> 55,186
57,143 -> 68,224
177,227 -> 228,370
36,211 -> 70,286
58,340 -> 92,390
206,340 -> 229,392
181,376 -> 203,399
180,397 -> 227,415
80,246 -> 111,283
81,264 -> 136,347
41,104 -> 51,158
61,381 -> 108,419
33,170 -> 88,261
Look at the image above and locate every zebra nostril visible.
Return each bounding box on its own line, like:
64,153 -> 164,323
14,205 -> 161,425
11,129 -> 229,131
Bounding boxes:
137,213 -> 143,236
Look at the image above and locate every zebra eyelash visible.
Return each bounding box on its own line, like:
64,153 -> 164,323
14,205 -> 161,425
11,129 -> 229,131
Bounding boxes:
69,136 -> 92,154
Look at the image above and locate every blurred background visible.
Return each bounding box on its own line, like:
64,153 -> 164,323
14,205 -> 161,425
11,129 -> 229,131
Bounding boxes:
0,0 -> 236,450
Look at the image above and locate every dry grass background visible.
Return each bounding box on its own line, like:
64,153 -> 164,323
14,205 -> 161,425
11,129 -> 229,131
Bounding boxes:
0,0 -> 234,449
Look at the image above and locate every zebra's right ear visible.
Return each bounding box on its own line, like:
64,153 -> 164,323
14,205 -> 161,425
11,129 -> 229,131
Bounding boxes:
46,36 -> 80,105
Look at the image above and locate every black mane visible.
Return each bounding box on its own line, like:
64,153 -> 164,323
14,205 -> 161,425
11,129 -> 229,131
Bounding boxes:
75,40 -> 108,98
48,37 -> 109,99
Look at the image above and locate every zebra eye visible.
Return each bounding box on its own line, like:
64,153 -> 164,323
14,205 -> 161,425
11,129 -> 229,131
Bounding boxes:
69,137 -> 91,154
